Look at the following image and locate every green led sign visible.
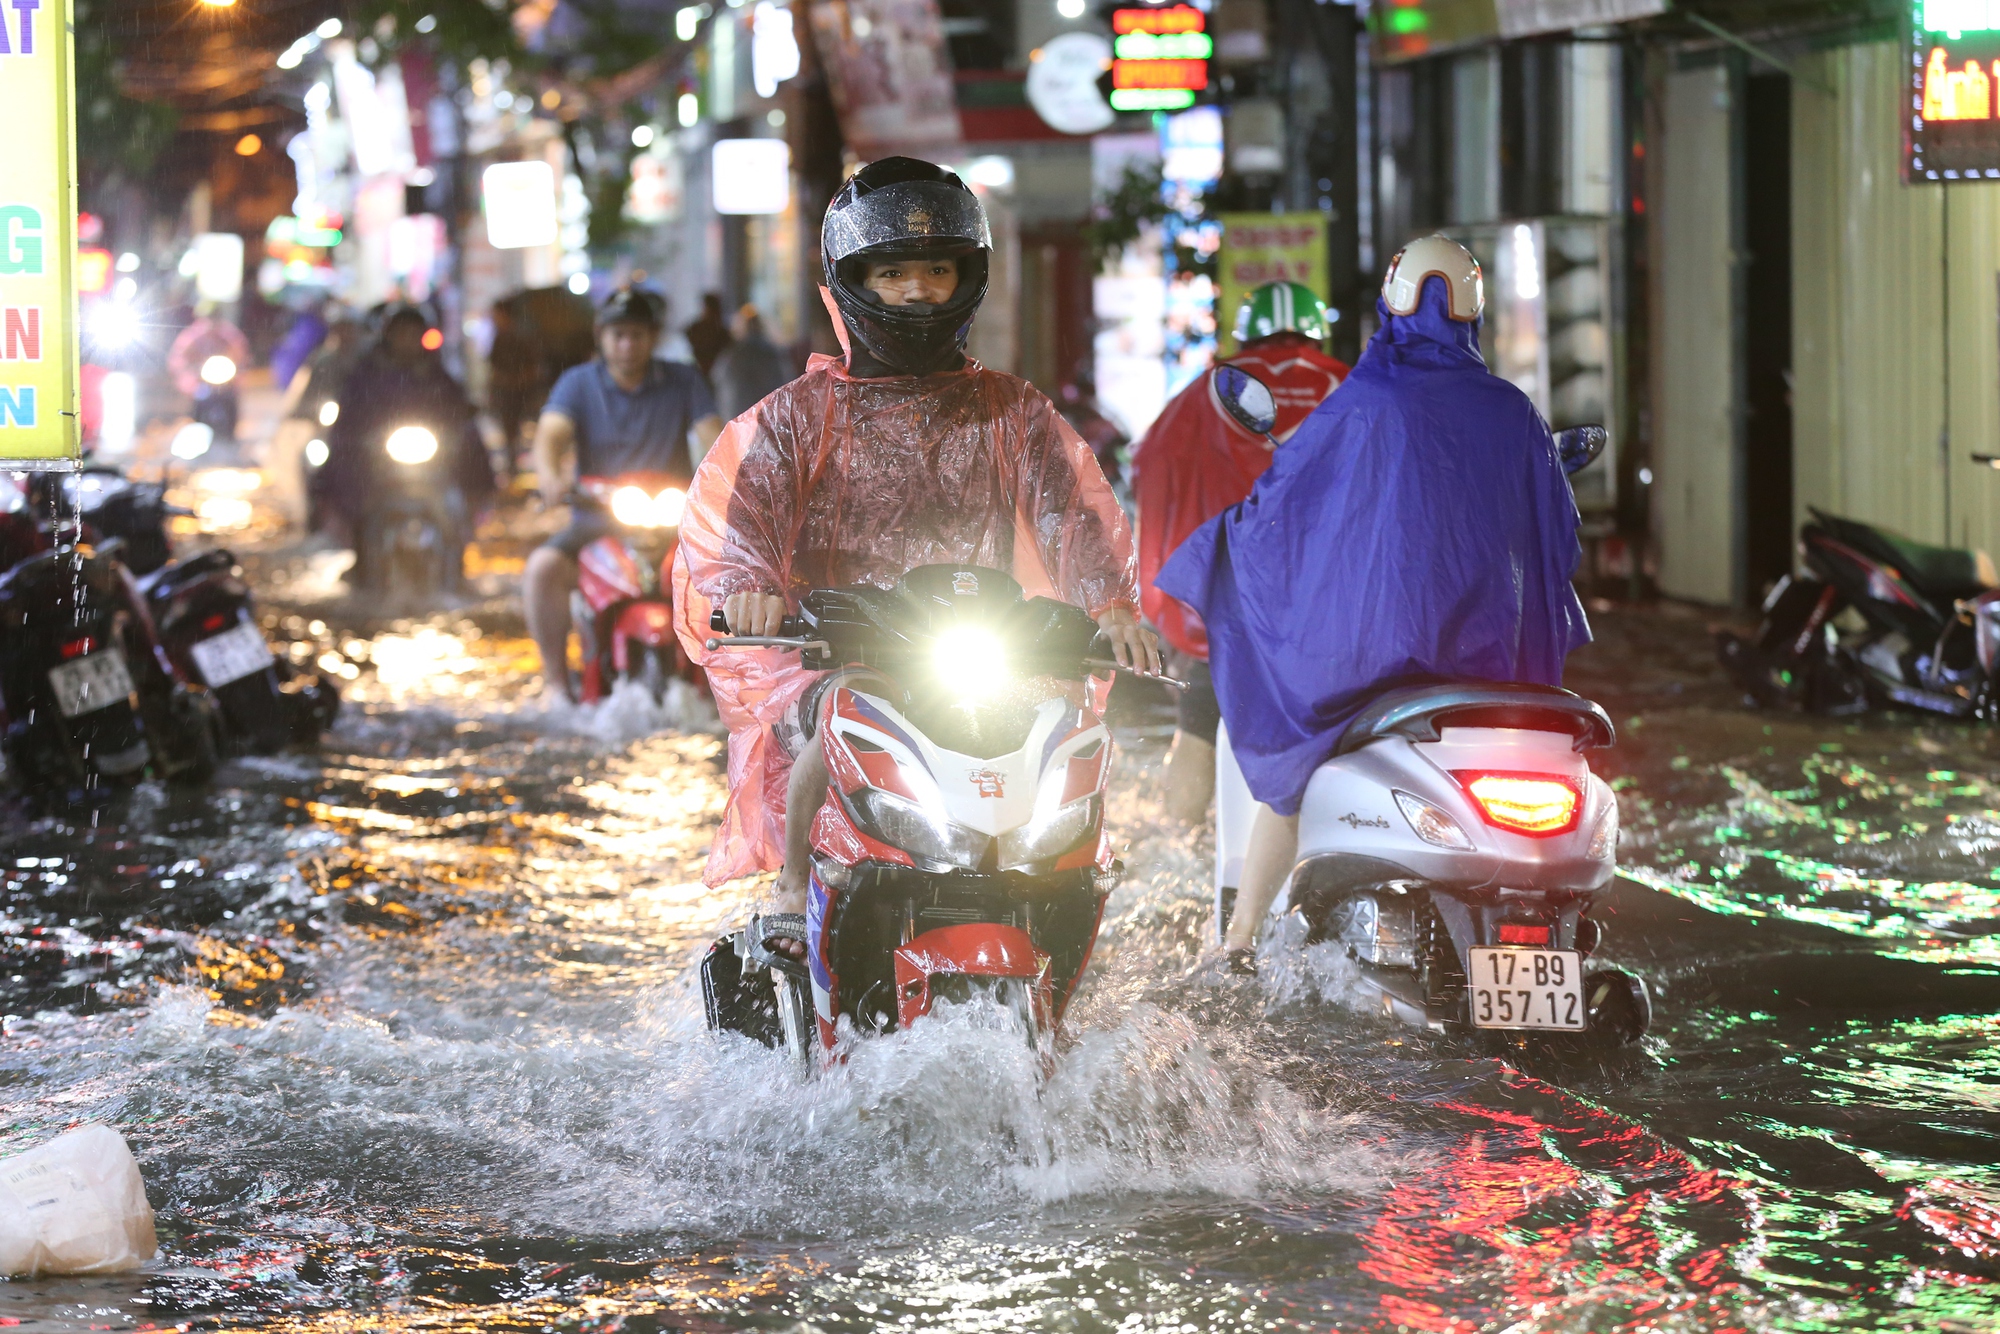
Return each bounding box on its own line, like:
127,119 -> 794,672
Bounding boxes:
1925,0 -> 2000,32
1112,31 -> 1213,58
1109,88 -> 1196,110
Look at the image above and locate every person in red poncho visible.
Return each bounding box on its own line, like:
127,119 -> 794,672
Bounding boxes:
673,158 -> 1159,951
1132,281 -> 1349,824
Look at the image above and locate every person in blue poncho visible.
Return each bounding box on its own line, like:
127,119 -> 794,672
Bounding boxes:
1155,235 -> 1592,970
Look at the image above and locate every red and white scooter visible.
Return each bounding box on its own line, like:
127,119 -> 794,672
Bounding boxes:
699,564 -> 1132,1066
568,473 -> 702,703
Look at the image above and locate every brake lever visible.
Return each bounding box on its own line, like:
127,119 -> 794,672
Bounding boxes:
1084,657 -> 1189,691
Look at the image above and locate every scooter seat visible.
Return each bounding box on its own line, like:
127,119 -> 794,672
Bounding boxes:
1334,681 -> 1615,755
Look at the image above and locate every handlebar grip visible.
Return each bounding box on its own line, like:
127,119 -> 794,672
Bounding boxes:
709,606 -> 809,636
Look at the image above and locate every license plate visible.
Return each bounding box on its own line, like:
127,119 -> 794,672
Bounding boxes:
47,651 -> 135,719
1467,947 -> 1586,1030
188,621 -> 275,687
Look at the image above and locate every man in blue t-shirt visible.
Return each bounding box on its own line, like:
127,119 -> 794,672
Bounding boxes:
524,288 -> 724,702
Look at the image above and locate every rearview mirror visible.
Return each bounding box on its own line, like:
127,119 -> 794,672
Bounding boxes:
1212,365 -> 1278,438
1555,425 -> 1607,475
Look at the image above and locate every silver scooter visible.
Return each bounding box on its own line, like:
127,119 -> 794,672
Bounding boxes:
1208,367 -> 1648,1048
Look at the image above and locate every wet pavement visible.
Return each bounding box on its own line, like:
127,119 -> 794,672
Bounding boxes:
4,536 -> 2000,1333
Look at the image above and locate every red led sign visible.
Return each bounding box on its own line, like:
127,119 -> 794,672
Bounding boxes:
1112,58 -> 1208,90
1112,5 -> 1204,32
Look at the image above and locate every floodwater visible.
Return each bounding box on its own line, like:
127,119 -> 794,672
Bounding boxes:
4,546 -> 2000,1333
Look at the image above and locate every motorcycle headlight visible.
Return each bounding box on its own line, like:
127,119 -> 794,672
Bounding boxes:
998,795 -> 1098,869
850,788 -> 989,871
610,484 -> 656,527
933,624 -> 1009,699
319,400 -> 340,427
199,354 -> 237,386
655,486 -> 688,528
384,425 -> 439,465
305,438 -> 329,468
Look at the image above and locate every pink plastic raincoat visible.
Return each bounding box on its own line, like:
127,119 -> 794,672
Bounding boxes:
673,341 -> 1139,886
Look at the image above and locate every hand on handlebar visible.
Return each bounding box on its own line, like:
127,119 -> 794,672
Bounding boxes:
722,590 -> 790,637
1096,605 -> 1163,677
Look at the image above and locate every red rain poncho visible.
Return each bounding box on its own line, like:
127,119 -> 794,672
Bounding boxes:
1132,334 -> 1348,659
673,350 -> 1139,886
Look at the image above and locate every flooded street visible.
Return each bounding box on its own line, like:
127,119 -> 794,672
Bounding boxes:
4,544 -> 1999,1334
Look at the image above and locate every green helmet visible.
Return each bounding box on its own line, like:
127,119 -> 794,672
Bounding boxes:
1234,281 -> 1329,343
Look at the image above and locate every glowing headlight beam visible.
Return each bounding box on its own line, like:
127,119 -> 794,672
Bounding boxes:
199,355 -> 238,386
384,425 -> 440,465
654,486 -> 688,527
933,624 -> 1009,698
610,485 -> 655,526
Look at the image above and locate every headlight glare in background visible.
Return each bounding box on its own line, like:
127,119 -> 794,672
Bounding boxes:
610,485 -> 655,526
384,425 -> 440,465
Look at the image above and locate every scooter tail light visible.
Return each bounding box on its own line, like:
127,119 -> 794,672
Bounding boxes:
1454,771 -> 1583,837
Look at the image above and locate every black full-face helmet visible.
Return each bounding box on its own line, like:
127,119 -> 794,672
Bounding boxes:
822,157 -> 992,376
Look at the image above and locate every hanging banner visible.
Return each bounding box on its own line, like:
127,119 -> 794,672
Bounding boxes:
0,0 -> 79,467
1216,213 -> 1328,355
808,0 -> 963,159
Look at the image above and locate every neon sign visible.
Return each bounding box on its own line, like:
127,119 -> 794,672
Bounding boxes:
1108,5 -> 1206,112
1909,0 -> 2000,178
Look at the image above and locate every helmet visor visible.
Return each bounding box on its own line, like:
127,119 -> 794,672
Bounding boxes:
823,180 -> 994,268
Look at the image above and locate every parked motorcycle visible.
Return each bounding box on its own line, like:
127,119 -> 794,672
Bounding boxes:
64,467 -> 339,753
698,564 -> 1138,1068
567,473 -> 698,703
0,540 -> 220,799
1206,367 -> 1646,1049
1716,507 -> 2000,719
354,421 -> 471,598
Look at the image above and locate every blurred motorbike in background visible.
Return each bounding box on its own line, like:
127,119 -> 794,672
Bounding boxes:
568,473 -> 699,704
353,420 -> 472,600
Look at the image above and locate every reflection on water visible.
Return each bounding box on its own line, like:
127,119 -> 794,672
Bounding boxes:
2,592 -> 1999,1332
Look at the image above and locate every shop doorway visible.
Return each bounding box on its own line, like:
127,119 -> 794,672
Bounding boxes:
1741,69 -> 1794,601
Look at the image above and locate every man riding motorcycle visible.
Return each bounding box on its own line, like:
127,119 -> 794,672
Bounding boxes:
314,304 -> 494,587
1156,236 -> 1591,972
526,288 -> 723,703
1132,281 -> 1350,826
672,156 -> 1159,952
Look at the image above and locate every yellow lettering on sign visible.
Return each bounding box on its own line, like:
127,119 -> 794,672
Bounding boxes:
1924,45 -> 1994,121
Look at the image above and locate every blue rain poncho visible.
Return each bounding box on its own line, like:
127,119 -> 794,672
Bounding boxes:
1155,276 -> 1591,815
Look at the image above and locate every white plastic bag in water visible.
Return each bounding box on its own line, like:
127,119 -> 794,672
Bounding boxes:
0,1124 -> 157,1277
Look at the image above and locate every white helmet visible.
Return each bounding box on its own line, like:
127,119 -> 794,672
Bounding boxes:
1381,234 -> 1484,322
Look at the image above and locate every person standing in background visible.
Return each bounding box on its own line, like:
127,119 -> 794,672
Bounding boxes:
684,292 -> 733,379
709,305 -> 794,421
486,303 -> 539,477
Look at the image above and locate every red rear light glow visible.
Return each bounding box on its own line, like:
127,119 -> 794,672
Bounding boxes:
202,613 -> 227,632
1455,771 -> 1582,837
60,637 -> 95,659
1498,922 -> 1551,945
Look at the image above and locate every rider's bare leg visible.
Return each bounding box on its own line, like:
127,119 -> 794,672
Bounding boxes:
766,734 -> 826,959
1223,804 -> 1299,954
1165,730 -> 1215,824
524,546 -> 576,702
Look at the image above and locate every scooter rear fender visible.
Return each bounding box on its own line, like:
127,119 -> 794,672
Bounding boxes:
1289,730 -> 1615,901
